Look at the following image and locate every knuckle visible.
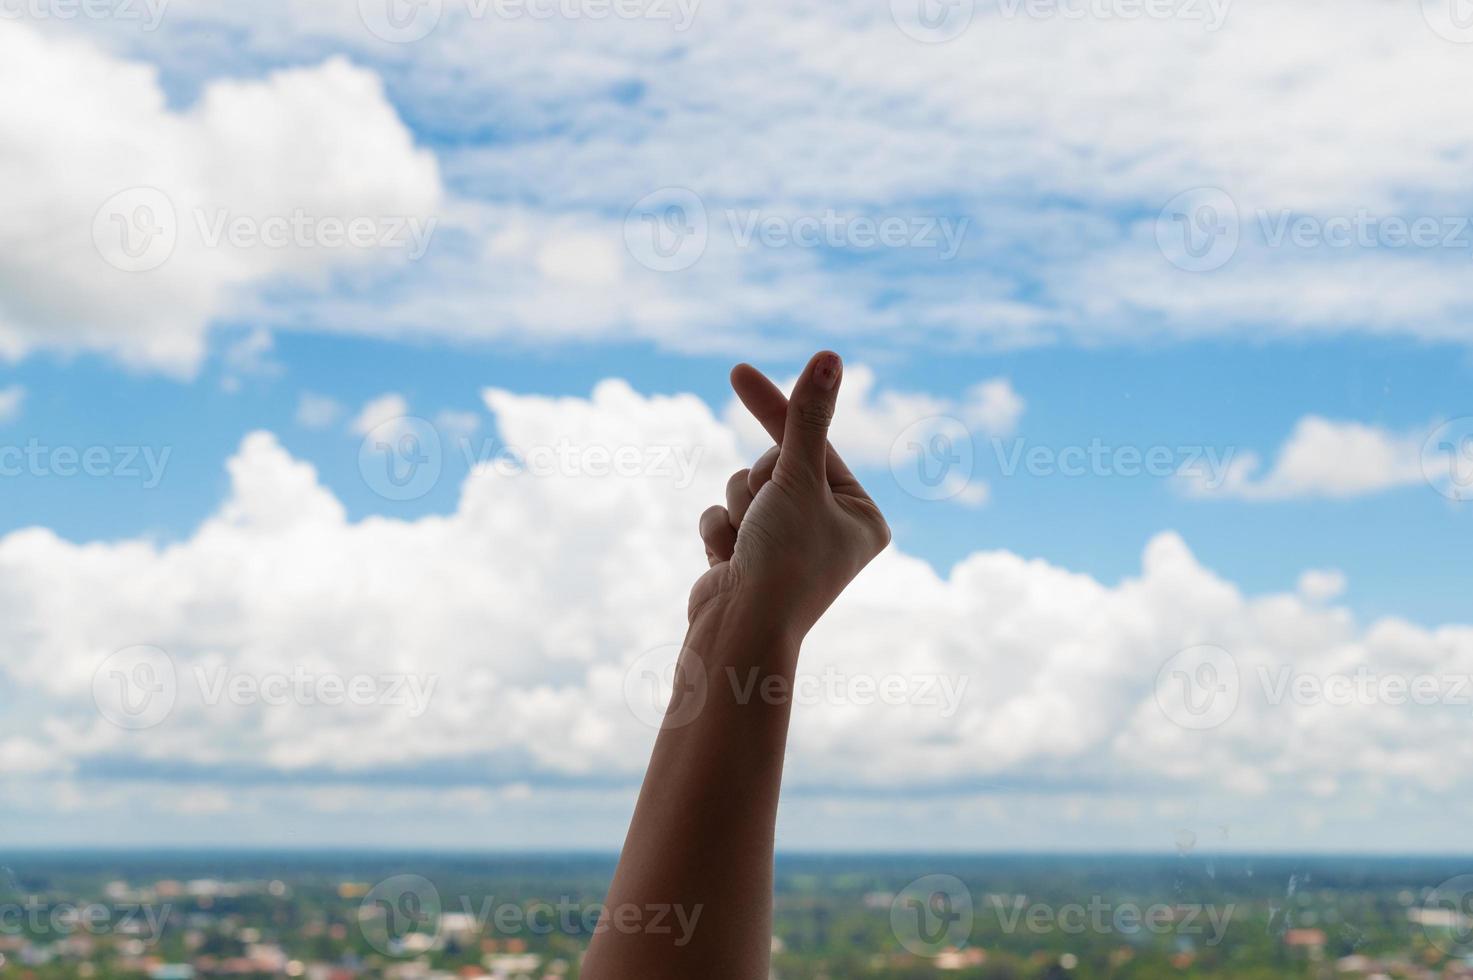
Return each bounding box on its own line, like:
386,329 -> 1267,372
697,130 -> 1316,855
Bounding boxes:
794,401 -> 834,432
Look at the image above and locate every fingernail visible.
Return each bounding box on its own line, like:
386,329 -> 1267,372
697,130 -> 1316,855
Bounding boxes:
814,353 -> 841,391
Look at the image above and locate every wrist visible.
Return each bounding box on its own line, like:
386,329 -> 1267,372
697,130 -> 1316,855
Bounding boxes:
688,582 -> 805,670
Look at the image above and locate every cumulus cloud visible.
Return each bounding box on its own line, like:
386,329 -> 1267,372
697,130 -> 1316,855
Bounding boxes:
2,377 -> 1470,837
1183,416 -> 1429,500
0,22 -> 442,374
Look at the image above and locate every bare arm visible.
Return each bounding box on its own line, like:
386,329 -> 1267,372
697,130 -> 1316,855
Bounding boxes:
583,352 -> 890,979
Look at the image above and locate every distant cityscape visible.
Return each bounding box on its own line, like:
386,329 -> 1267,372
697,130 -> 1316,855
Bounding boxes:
1,854 -> 1472,979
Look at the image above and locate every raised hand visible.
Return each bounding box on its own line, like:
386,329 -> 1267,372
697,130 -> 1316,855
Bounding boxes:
586,353 -> 892,980
691,351 -> 891,641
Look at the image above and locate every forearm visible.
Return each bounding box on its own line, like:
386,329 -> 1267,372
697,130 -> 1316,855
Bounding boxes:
583,590 -> 801,979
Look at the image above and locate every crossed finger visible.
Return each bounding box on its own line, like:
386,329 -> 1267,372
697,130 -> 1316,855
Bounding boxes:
729,362 -> 871,499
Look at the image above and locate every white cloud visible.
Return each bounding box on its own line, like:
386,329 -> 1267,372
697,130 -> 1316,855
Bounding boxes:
0,22 -> 442,375
350,392 -> 411,436
9,1 -> 1473,373
964,378 -> 1025,438
1184,416 -> 1429,500
296,392 -> 345,430
220,328 -> 282,392
2,376 -> 1470,844
1298,568 -> 1348,602
0,385 -> 24,424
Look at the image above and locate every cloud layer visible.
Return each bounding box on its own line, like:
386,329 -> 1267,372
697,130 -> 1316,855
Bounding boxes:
3,377 -> 1470,844
7,0 -> 1473,371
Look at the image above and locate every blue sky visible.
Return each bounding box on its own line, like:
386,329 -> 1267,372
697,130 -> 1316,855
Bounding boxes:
7,334 -> 1468,624
3,0 -> 1473,851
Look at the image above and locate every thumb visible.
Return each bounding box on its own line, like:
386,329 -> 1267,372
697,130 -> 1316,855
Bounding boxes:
778,351 -> 843,486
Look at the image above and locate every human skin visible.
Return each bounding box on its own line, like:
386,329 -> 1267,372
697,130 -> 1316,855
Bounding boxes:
582,351 -> 891,979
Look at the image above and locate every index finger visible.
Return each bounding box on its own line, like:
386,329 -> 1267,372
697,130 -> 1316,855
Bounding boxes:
729,362 -> 789,445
